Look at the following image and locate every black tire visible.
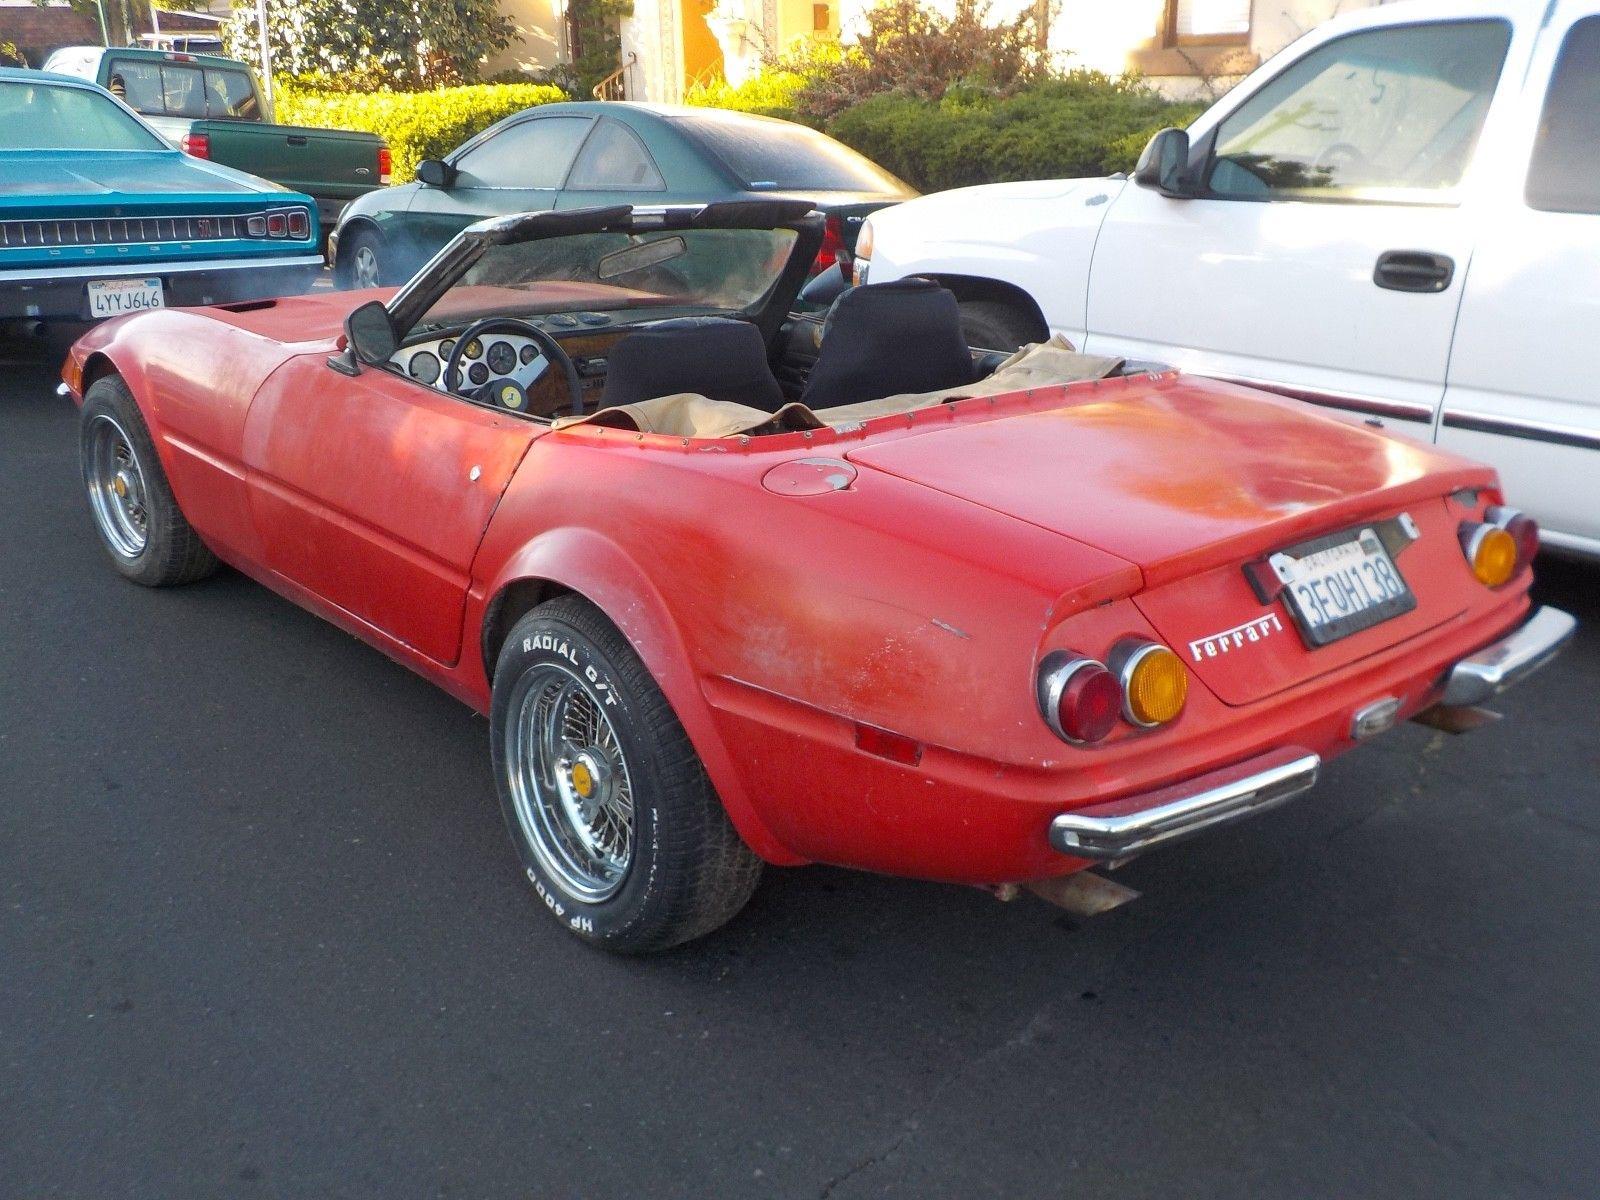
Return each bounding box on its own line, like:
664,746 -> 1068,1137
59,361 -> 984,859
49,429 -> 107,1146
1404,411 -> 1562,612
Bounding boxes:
490,596 -> 762,953
958,299 -> 1045,353
79,375 -> 218,587
338,227 -> 390,290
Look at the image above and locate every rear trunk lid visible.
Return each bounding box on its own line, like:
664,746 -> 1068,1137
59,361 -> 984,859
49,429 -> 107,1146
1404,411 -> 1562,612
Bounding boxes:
846,373 -> 1493,704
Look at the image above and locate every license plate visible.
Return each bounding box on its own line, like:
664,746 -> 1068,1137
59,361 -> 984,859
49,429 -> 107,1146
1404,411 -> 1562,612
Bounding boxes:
87,278 -> 164,319
1271,525 -> 1416,647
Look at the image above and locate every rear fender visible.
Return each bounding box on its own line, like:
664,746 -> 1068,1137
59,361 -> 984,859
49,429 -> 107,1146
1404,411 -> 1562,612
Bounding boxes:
484,527 -> 805,866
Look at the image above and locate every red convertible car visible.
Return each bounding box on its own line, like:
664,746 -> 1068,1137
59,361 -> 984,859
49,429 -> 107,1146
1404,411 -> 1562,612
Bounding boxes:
63,200 -> 1574,952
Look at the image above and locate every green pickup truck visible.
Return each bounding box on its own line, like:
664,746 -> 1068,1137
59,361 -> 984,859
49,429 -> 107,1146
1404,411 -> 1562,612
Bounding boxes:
41,46 -> 387,233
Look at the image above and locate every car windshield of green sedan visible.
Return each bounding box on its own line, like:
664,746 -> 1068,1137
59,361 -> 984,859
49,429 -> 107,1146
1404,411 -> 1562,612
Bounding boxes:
0,78 -> 165,151
417,226 -> 799,328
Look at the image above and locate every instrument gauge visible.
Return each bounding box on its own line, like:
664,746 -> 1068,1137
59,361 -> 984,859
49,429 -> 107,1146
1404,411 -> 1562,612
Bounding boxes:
486,340 -> 517,375
439,339 -> 456,360
462,338 -> 484,360
408,350 -> 441,385
467,361 -> 490,386
519,343 -> 540,365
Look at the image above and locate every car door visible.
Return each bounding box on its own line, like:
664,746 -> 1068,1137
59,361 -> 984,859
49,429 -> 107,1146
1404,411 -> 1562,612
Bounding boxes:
1085,15 -> 1520,435
399,114 -> 596,259
1440,7 -> 1600,556
242,355 -> 540,666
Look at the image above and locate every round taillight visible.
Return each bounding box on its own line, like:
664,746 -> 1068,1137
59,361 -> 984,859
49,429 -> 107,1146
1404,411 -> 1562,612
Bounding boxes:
1461,522 -> 1518,587
1038,652 -> 1122,745
1487,506 -> 1539,569
1116,641 -> 1189,727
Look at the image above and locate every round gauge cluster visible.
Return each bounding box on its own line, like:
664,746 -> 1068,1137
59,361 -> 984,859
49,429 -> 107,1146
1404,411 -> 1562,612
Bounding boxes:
468,361 -> 489,386
407,350 -> 440,385
519,344 -> 539,365
486,340 -> 517,375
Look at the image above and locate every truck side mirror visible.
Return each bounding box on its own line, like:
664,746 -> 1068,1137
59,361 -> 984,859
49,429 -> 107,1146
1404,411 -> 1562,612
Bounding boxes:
1133,128 -> 1196,198
416,159 -> 456,188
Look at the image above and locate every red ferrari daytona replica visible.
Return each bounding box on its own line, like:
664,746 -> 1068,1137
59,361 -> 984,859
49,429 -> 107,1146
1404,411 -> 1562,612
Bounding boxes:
62,201 -> 1574,951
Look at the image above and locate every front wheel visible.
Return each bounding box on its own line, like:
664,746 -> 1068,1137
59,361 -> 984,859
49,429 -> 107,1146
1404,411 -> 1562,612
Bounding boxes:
339,228 -> 389,290
490,596 -> 762,953
80,376 -> 218,587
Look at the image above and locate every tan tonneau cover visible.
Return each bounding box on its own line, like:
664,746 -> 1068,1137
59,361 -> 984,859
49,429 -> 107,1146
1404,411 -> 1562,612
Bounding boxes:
554,337 -> 1124,439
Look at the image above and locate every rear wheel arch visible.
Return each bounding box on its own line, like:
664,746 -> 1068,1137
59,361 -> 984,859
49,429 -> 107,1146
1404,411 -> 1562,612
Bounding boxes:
923,275 -> 1050,347
479,542 -> 803,866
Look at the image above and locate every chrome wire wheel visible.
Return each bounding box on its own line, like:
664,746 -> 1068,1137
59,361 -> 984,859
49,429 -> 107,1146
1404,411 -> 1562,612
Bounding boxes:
85,413 -> 151,559
351,243 -> 381,289
505,664 -> 636,902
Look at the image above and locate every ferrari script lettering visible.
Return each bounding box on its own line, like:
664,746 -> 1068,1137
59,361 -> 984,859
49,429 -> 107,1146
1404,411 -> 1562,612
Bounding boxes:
1189,613 -> 1284,662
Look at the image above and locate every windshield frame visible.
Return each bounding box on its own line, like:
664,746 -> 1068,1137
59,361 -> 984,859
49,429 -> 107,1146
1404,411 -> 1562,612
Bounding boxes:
385,200 -> 826,346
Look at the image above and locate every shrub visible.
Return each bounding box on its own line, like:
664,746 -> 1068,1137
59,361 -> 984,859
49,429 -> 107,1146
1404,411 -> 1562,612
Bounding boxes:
276,81 -> 568,182
824,75 -> 1204,192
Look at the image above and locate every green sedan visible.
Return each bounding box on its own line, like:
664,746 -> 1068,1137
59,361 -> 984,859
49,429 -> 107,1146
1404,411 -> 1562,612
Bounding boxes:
330,102 -> 915,289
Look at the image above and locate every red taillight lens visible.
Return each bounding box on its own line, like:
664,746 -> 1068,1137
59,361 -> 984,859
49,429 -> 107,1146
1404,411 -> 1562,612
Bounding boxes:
377,145 -> 392,184
1038,653 -> 1122,745
811,214 -> 847,276
180,131 -> 209,159
287,208 -> 310,239
266,212 -> 287,237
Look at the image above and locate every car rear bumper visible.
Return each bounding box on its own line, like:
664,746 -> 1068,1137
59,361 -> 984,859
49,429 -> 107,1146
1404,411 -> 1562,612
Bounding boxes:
0,254 -> 323,320
1047,605 -> 1574,863
1439,604 -> 1576,706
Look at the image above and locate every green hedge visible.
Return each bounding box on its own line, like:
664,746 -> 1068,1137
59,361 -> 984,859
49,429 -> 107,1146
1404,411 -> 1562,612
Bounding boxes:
275,81 -> 568,183
823,78 -> 1204,192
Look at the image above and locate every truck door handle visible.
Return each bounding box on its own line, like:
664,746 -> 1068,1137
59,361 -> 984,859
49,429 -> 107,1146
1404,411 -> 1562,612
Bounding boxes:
286,135 -> 308,147
1374,250 -> 1454,293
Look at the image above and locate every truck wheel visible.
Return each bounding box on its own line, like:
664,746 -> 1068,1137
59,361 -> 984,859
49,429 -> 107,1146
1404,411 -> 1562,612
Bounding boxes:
80,376 -> 218,587
341,229 -> 389,290
490,596 -> 763,954
958,300 -> 1044,353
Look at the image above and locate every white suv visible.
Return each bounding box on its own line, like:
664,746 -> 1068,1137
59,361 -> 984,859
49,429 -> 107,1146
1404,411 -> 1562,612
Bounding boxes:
857,0 -> 1600,559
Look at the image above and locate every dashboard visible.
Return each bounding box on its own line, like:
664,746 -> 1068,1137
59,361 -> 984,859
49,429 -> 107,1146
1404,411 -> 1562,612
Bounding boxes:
389,311 -> 622,418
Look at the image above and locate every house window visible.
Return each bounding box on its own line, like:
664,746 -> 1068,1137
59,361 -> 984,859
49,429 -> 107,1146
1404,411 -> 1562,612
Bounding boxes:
1165,0 -> 1252,46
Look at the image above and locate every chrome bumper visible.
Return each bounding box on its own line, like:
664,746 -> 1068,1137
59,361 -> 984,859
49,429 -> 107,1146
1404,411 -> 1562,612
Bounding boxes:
1440,605 -> 1576,707
1049,747 -> 1321,861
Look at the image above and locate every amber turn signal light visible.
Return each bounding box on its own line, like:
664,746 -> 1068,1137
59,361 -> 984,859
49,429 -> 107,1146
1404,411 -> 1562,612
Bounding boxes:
1113,641 -> 1189,728
1460,521 -> 1518,587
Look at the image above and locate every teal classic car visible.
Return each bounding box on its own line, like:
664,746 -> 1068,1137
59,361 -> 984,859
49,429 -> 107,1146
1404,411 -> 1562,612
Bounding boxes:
0,68 -> 322,324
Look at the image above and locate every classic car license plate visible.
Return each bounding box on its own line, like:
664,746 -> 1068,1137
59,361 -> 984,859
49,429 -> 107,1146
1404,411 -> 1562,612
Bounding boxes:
87,278 -> 165,319
1272,526 -> 1416,647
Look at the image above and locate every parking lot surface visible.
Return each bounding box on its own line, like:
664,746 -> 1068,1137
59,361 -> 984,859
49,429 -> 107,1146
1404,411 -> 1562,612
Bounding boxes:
3,338 -> 1597,1199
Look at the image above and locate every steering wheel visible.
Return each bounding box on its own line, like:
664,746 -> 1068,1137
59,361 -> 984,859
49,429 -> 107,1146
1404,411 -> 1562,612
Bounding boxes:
443,317 -> 585,416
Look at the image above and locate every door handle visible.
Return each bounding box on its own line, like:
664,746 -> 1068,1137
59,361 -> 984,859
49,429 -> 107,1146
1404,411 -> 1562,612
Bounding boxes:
1374,250 -> 1454,293
286,134 -> 308,147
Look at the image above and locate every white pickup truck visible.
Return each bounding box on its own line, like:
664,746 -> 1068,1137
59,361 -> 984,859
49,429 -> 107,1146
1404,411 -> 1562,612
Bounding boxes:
856,0 -> 1600,559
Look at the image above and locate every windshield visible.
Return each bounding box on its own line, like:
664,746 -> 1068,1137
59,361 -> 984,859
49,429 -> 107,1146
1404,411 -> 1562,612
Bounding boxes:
672,114 -> 912,194
416,226 -> 800,330
0,80 -> 166,151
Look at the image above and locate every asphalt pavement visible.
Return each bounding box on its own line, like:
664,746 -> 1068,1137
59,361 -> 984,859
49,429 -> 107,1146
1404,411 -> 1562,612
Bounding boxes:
3,333 -> 1598,1199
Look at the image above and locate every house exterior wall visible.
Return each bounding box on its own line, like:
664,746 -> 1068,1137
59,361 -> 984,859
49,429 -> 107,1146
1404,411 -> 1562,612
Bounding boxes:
486,0 -> 566,74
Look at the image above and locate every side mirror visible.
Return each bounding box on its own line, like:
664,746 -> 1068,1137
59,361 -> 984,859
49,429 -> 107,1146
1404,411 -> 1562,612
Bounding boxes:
416,158 -> 455,188
344,299 -> 398,366
1133,128 -> 1196,198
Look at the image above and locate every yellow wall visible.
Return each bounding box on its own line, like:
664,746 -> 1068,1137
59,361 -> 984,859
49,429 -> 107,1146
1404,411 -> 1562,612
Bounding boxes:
486,0 -> 565,74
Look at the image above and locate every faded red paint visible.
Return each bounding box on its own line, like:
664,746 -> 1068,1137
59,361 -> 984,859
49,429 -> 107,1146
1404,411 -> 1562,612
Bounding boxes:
64,299 -> 1533,884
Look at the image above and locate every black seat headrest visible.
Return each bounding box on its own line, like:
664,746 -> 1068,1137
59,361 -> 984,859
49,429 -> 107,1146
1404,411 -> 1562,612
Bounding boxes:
801,279 -> 976,409
600,316 -> 785,412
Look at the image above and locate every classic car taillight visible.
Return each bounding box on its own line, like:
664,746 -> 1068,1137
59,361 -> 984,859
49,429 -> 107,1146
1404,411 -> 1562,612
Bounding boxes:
1459,520 -> 1519,587
1037,652 -> 1122,745
266,212 -> 287,237
378,145 -> 392,185
287,208 -> 310,239
247,214 -> 267,237
1487,505 -> 1539,567
1109,640 -> 1189,728
811,214 -> 848,276
180,131 -> 210,159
